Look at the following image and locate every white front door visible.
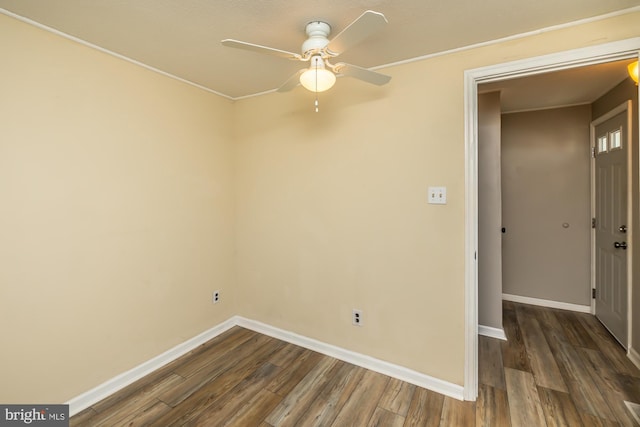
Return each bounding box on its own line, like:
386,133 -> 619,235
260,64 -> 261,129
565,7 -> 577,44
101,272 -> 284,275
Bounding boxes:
594,103 -> 630,348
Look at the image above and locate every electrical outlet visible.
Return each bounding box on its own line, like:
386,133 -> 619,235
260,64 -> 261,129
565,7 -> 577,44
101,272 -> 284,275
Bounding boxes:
352,309 -> 363,326
213,290 -> 220,304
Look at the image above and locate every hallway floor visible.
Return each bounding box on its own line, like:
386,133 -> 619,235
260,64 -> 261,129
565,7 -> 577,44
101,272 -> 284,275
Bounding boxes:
479,301 -> 640,426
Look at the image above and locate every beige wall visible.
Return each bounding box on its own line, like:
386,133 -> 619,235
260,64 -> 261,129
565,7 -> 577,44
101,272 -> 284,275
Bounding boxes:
0,14 -> 236,403
234,15 -> 640,387
234,77 -> 468,384
501,106 -> 592,305
591,79 -> 639,354
478,92 -> 503,330
2,9 -> 640,404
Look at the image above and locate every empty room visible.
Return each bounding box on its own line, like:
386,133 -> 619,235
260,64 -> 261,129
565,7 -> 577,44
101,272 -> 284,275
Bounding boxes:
1,1 -> 640,426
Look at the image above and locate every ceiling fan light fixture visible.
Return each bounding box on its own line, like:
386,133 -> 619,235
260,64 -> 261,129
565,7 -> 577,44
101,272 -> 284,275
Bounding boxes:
628,60 -> 638,85
299,56 -> 336,92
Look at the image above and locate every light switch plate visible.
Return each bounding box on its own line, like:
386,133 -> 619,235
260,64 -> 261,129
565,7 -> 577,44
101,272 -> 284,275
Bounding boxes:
428,186 -> 447,204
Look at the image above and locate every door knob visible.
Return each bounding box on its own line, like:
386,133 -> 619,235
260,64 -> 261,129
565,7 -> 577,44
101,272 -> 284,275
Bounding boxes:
619,225 -> 627,233
614,241 -> 627,250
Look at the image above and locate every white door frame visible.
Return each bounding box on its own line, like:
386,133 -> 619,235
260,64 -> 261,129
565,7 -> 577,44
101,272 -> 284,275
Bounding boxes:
463,38 -> 640,400
591,100 -> 633,348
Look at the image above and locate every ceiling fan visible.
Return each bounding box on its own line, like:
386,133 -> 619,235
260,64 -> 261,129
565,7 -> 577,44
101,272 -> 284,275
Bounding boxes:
221,10 -> 391,94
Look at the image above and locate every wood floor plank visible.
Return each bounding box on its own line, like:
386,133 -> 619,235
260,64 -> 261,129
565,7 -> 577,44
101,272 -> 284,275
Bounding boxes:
580,347 -> 639,401
377,377 -> 416,416
190,362 -> 282,426
578,315 -> 640,378
534,307 -> 575,357
291,363 -> 366,427
404,388 -> 444,427
439,397 -> 475,427
579,348 -> 640,426
91,326 -> 251,414
223,389 -> 281,427
537,386 -> 582,427
173,327 -> 256,378
114,399 -> 172,427
87,371 -> 177,416
555,311 -> 599,350
151,339 -> 286,426
265,357 -> 338,426
565,377 -> 617,422
501,306 -> 532,373
504,367 -> 546,427
615,374 -> 640,404
330,370 -> 389,427
476,384 -> 511,427
529,307 -> 626,423
158,334 -> 276,407
538,322 -> 583,382
503,300 -> 518,311
533,312 -> 617,422
266,349 -> 325,397
479,335 -> 506,390
89,373 -> 184,427
516,306 -> 568,392
367,407 -> 405,427
69,407 -> 97,427
268,343 -> 307,368
580,413 -> 621,426
600,390 -> 640,427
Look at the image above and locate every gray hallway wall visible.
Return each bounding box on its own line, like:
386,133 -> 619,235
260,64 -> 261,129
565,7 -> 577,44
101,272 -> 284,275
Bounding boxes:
478,91 -> 503,330
501,105 -> 592,306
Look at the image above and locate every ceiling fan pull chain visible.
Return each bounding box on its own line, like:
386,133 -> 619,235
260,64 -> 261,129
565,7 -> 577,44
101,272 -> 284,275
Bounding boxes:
315,57 -> 319,112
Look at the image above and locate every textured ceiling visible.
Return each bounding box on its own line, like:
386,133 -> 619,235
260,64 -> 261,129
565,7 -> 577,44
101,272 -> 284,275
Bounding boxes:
1,0 -> 639,99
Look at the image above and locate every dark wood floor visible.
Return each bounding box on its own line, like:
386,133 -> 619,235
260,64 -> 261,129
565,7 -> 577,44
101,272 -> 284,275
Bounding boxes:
71,302 -> 640,426
482,301 -> 640,426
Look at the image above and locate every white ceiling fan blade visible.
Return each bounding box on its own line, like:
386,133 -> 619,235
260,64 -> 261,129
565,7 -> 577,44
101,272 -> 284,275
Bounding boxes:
222,39 -> 302,60
326,10 -> 387,55
335,63 -> 391,86
277,69 -> 306,92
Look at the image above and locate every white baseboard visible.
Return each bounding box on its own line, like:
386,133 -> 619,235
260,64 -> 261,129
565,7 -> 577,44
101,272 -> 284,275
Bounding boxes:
478,325 -> 507,341
624,401 -> 640,424
235,316 -> 464,401
67,315 -> 465,417
502,293 -> 591,313
66,317 -> 237,417
629,347 -> 640,370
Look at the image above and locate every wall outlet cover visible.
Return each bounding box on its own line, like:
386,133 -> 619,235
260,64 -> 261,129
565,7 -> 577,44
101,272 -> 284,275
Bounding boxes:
352,309 -> 363,326
428,186 -> 447,204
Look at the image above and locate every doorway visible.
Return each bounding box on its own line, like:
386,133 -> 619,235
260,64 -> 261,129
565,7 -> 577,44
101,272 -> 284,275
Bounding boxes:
463,38 -> 640,400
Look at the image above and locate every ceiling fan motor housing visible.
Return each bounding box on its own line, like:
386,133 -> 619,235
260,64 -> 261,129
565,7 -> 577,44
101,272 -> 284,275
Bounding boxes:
301,21 -> 331,55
